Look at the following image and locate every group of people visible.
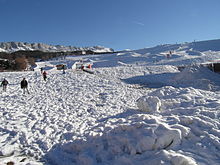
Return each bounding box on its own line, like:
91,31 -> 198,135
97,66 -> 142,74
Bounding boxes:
1,78 -> 29,94
1,68 -> 48,94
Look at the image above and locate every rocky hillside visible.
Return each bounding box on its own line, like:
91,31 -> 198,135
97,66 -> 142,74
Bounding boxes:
0,42 -> 114,53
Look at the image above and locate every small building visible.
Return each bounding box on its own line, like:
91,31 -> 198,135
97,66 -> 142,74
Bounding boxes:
56,64 -> 67,70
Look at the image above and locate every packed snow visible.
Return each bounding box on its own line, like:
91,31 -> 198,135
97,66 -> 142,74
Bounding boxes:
0,40 -> 220,165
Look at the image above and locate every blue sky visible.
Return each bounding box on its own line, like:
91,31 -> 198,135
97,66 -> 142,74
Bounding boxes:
0,0 -> 220,50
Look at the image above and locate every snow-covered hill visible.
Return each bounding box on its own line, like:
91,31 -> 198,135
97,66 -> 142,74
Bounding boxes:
136,39 -> 220,54
0,42 -> 114,53
1,39 -> 220,165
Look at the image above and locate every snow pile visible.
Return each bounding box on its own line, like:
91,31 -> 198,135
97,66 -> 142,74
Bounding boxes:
136,96 -> 161,112
123,65 -> 220,90
159,150 -> 197,165
138,86 -> 220,164
171,65 -> 220,90
148,85 -> 220,114
45,114 -> 193,165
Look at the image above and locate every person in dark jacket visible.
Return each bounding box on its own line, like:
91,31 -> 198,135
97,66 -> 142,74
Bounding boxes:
21,78 -> 29,94
62,65 -> 65,74
1,78 -> 9,92
42,71 -> 47,81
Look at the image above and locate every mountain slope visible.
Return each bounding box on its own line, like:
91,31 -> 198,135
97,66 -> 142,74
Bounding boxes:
0,42 -> 114,53
135,39 -> 220,54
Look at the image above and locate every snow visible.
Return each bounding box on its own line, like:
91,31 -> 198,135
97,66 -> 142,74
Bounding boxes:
0,40 -> 220,164
0,48 -> 6,52
137,96 -> 161,112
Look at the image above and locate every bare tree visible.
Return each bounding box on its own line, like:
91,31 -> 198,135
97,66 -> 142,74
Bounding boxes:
27,57 -> 36,66
14,56 -> 27,70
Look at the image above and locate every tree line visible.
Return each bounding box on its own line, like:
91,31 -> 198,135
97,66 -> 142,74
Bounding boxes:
0,50 -> 67,71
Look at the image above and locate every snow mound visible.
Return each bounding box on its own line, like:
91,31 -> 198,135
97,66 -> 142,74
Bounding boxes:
135,85 -> 220,164
45,114 -> 191,165
136,96 -> 161,112
148,86 -> 212,112
171,65 -> 220,90
159,150 -> 198,165
123,65 -> 220,90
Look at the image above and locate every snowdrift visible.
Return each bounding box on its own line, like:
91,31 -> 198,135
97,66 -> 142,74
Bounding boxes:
135,85 -> 220,164
45,114 -> 194,165
123,65 -> 220,91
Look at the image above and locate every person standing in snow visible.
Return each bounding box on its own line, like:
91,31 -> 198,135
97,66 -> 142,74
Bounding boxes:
21,78 -> 29,94
62,65 -> 66,74
1,78 -> 9,92
42,71 -> 47,81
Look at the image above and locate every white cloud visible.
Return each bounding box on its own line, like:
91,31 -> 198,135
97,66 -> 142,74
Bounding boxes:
133,21 -> 145,26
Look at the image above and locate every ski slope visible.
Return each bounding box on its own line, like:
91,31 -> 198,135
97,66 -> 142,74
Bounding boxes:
1,41 -> 220,165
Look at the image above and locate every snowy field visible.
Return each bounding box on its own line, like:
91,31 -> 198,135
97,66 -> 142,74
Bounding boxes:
1,42 -> 220,165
